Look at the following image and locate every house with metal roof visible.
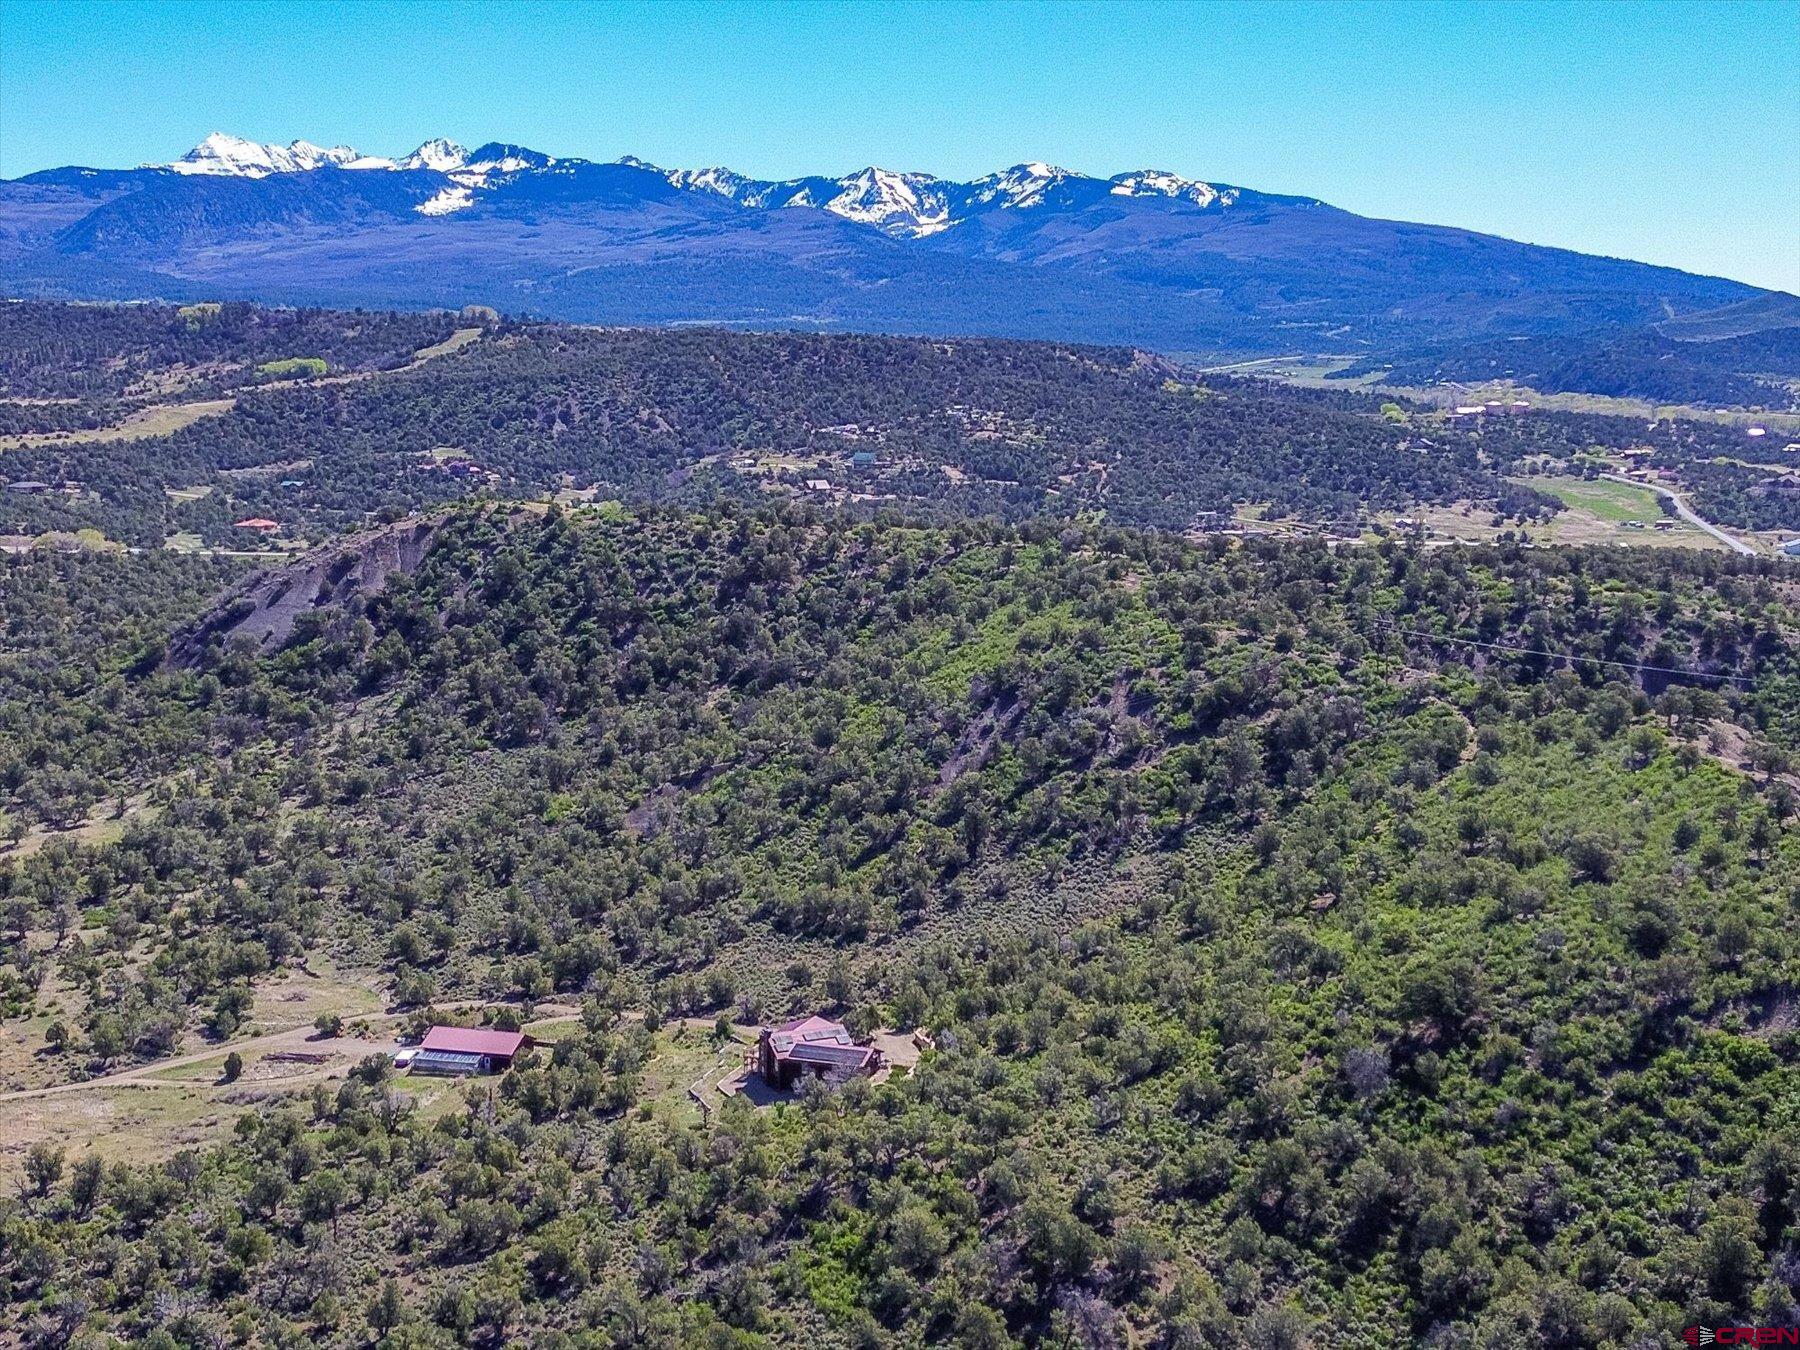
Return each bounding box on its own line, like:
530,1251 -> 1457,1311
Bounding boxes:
756,1015 -> 881,1089
407,1025 -> 532,1076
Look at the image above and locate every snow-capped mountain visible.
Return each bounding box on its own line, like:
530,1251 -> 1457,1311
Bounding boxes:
11,131 -> 1766,355
1109,170 -> 1239,209
968,162 -> 1079,211
160,132 -> 393,177
140,134 -> 1286,234
397,138 -> 468,173
653,164 -> 959,237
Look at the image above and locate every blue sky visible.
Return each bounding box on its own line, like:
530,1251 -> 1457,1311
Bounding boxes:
3,0 -> 1795,291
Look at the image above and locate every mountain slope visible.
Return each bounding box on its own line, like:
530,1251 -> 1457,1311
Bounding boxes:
2,508 -> 1797,1344
0,134 -> 1773,354
0,302 -> 1556,549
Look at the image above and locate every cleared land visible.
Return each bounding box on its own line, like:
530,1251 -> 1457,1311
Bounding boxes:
409,326 -> 483,362
0,1004 -> 738,1179
0,398 -> 236,451
0,326 -> 483,454
1517,474 -> 1668,523
1386,484 -> 1729,552
1231,356 -> 1800,431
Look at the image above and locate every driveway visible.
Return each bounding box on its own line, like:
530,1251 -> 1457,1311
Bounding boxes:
1604,474 -> 1759,555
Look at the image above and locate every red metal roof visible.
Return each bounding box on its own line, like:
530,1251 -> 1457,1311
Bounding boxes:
421,1026 -> 528,1057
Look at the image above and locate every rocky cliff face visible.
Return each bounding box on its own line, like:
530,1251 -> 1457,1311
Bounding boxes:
169,516 -> 444,666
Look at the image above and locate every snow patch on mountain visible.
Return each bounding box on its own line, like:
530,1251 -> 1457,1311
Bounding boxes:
1108,170 -> 1236,208
415,185 -> 476,216
162,133 -> 384,178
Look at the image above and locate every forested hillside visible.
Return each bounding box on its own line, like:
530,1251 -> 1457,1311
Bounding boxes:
0,302 -> 1554,547
2,505 -> 1797,1347
1338,325 -> 1800,412
0,301 -> 460,401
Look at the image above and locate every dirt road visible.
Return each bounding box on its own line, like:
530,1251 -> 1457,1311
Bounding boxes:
0,998 -> 583,1103
1604,474 -> 1759,555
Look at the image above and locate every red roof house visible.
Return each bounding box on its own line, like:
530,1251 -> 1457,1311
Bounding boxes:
757,1015 -> 881,1088
233,517 -> 281,532
409,1025 -> 533,1075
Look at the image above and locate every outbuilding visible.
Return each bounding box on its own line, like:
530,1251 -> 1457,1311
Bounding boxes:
409,1025 -> 532,1076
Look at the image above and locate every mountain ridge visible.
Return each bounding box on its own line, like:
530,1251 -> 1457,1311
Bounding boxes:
132,131 -> 1309,238
1,132 -> 1781,358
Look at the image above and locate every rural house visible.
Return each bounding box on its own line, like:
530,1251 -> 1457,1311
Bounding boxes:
410,1025 -> 532,1076
757,1015 -> 882,1088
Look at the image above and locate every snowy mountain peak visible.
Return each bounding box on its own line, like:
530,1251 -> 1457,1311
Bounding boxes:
164,133 -> 338,177
400,138 -> 469,172
970,162 -> 1082,210
161,132 -> 397,177
1108,170 -> 1236,209
821,167 -> 955,237
661,165 -> 757,199
461,143 -> 554,175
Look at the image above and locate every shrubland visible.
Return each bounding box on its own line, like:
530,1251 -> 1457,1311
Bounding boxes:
0,504 -> 1796,1346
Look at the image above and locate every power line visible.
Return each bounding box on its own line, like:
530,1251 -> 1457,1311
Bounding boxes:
1371,619 -> 1756,686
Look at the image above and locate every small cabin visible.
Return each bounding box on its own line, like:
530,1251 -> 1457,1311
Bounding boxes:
757,1016 -> 881,1089
409,1025 -> 532,1076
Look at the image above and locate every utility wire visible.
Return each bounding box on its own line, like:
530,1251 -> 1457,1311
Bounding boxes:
1371,619 -> 1757,686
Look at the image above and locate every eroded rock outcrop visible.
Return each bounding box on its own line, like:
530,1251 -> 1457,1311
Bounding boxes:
169,516 -> 444,666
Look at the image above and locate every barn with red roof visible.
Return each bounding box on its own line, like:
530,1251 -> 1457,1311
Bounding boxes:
410,1025 -> 532,1076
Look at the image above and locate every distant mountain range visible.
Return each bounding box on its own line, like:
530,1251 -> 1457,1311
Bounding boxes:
1,132 -> 1790,356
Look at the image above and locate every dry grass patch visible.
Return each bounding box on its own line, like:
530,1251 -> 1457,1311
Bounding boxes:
0,398 -> 235,451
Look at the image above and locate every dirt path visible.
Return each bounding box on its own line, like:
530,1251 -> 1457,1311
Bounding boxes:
1604,474 -> 1759,555
0,996 -> 583,1104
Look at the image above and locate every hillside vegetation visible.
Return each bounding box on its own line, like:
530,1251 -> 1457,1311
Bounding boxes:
0,303 -> 1556,547
1,506 -> 1797,1347
1339,324 -> 1800,413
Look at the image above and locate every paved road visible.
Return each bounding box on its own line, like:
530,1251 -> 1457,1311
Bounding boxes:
1603,474 -> 1759,556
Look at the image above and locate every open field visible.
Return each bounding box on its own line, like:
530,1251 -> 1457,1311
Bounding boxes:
0,1010 -> 733,1179
1386,492 -> 1730,551
1395,378 -> 1800,431
1516,473 -> 1667,523
250,956 -> 387,1035
0,397 -> 236,451
410,326 -> 483,362
0,1058 -> 472,1179
1222,356 -> 1800,431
